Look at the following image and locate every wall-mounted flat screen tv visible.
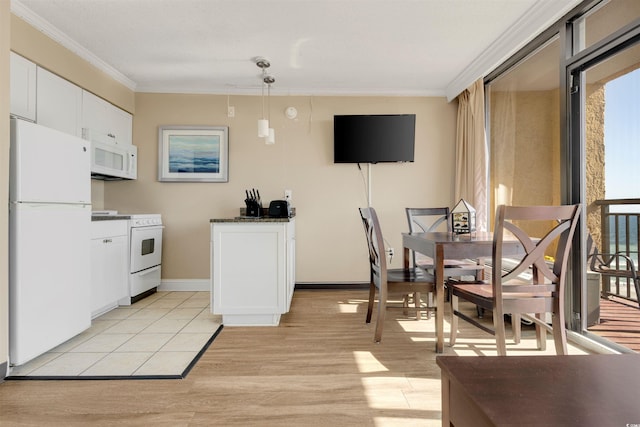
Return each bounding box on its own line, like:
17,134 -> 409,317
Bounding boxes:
333,114 -> 415,163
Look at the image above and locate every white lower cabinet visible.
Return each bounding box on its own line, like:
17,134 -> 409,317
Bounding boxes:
91,220 -> 128,318
211,220 -> 295,326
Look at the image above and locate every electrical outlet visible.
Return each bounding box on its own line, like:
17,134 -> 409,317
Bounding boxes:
388,248 -> 394,257
227,106 -> 235,118
284,189 -> 292,200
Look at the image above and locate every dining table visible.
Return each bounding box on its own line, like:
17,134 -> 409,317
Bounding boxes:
402,231 -> 525,353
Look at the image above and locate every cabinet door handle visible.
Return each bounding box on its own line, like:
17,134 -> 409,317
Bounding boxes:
103,238 -> 112,243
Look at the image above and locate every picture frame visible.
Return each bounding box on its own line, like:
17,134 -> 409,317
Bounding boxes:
158,125 -> 229,182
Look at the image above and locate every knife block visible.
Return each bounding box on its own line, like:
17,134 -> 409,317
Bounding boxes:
245,200 -> 262,217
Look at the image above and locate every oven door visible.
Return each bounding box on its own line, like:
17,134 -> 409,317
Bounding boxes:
130,225 -> 163,273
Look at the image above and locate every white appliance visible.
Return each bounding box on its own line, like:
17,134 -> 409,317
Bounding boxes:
9,118 -> 92,366
126,214 -> 163,304
87,137 -> 137,181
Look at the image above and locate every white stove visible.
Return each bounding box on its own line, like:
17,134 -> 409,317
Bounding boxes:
126,213 -> 164,303
129,214 -> 162,228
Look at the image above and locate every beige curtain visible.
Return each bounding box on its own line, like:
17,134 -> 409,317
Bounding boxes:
491,89 -> 516,210
455,79 -> 488,231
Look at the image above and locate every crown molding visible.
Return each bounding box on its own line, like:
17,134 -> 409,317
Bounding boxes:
11,0 -> 137,91
445,0 -> 580,101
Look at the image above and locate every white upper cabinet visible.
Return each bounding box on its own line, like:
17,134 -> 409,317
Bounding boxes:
10,52 -> 37,122
82,91 -> 133,146
10,52 -> 133,146
36,67 -> 83,137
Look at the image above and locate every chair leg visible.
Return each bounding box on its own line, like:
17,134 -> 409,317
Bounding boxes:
552,309 -> 568,355
512,313 -> 521,344
414,292 -> 422,320
534,312 -> 547,351
494,306 -> 507,356
402,294 -> 409,316
449,294 -> 459,346
475,266 -> 485,318
366,283 -> 375,324
374,290 -> 387,343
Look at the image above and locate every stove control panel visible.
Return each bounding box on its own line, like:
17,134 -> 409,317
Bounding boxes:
129,215 -> 162,227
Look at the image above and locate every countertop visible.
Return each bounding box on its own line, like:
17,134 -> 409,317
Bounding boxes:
91,215 -> 131,221
211,207 -> 295,223
211,215 -> 295,223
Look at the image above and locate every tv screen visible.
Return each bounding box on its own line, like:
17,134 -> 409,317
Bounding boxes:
333,114 -> 415,163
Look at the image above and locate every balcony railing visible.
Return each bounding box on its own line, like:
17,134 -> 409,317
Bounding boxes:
594,198 -> 640,303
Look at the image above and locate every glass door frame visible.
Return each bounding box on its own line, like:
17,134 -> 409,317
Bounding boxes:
566,17 -> 640,335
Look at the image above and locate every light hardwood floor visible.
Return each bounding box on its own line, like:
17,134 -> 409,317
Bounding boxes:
0,289 -> 589,426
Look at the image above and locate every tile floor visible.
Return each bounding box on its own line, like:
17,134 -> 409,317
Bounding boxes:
9,291 -> 222,378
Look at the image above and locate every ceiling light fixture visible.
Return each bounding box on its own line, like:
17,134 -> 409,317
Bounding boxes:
256,57 -> 271,138
264,73 -> 275,145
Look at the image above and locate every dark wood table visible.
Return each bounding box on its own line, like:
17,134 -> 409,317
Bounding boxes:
437,354 -> 640,426
402,232 -> 524,353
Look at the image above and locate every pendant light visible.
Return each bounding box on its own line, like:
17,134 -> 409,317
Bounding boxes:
264,73 -> 275,144
256,57 -> 270,137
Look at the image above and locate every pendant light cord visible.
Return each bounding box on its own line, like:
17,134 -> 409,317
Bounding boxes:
261,69 -> 266,119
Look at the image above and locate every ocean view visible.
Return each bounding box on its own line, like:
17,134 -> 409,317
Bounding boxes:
606,214 -> 640,261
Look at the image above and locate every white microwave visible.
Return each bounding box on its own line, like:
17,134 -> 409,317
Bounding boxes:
89,140 -> 137,180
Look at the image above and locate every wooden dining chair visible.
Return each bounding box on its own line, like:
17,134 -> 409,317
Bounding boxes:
406,207 -> 485,274
448,204 -> 581,355
587,234 -> 640,308
359,207 -> 435,343
406,207 -> 485,315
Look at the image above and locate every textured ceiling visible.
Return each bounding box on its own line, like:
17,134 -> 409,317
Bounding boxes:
12,0 -> 580,98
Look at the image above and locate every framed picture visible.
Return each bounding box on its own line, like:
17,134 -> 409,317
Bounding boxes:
158,126 -> 229,182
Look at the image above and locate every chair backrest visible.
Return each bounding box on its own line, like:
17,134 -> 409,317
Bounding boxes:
587,234 -> 608,272
406,207 -> 450,233
492,204 -> 581,303
405,207 -> 450,267
586,233 -> 638,280
359,207 -> 387,291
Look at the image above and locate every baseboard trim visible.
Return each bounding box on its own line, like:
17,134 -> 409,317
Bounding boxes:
295,282 -> 369,290
158,280 -> 368,292
159,279 -> 209,292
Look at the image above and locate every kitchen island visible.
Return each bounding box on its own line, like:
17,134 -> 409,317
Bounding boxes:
210,214 -> 295,326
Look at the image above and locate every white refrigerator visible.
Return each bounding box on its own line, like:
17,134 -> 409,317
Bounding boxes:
9,118 -> 92,366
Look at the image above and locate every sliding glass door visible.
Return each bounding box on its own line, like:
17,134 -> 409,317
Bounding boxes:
486,36 -> 561,234
485,0 -> 640,350
569,11 -> 640,348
